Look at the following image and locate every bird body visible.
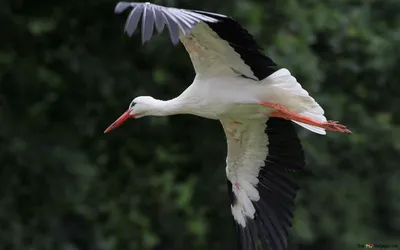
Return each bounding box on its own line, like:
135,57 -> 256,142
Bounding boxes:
132,76 -> 265,120
130,70 -> 326,129
106,2 -> 352,250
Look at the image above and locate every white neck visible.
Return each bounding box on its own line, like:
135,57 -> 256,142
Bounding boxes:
146,97 -> 193,116
139,82 -> 214,118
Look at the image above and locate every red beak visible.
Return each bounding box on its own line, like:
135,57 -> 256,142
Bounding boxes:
104,109 -> 137,133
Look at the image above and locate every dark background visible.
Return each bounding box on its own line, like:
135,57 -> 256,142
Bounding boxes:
1,0 -> 400,249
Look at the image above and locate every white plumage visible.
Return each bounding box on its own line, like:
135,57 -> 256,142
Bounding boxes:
106,2 -> 351,250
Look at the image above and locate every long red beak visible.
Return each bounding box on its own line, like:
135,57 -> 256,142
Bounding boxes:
104,109 -> 137,133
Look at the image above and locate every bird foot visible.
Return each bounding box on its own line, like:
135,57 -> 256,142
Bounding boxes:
320,120 -> 352,133
260,101 -> 351,134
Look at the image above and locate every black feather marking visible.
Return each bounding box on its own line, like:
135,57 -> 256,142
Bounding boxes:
255,180 -> 294,249
247,219 -> 259,250
192,11 -> 278,80
242,226 -> 252,250
255,215 -> 275,249
265,119 -> 305,173
226,180 -> 236,204
256,182 -> 295,226
234,222 -> 244,249
254,201 -> 285,249
258,176 -> 296,206
227,118 -> 305,250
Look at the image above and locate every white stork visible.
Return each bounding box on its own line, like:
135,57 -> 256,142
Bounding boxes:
105,2 -> 351,250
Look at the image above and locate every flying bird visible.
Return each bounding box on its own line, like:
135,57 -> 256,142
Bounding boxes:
106,2 -> 351,250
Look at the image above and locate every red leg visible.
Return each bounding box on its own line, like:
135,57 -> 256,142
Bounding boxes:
260,102 -> 351,134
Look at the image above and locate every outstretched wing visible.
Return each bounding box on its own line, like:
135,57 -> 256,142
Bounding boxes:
220,117 -> 305,250
115,2 -> 221,44
115,2 -> 277,79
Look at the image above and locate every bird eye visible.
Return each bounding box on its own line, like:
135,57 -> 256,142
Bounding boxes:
129,101 -> 136,109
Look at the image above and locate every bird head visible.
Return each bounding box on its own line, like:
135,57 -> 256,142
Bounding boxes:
104,96 -> 159,133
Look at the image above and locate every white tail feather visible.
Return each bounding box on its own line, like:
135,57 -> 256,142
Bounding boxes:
264,68 -> 327,135
292,121 -> 326,135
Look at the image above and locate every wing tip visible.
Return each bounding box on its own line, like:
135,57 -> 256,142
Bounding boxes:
234,215 -> 289,250
114,2 -> 223,45
115,2 -> 131,14
115,2 -> 181,45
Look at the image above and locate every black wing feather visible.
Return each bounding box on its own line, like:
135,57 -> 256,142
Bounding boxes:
192,11 -> 278,80
227,118 -> 305,250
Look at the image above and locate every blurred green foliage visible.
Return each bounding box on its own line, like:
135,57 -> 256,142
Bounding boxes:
1,0 -> 400,249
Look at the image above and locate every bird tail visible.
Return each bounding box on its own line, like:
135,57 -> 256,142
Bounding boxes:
263,68 -> 327,135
